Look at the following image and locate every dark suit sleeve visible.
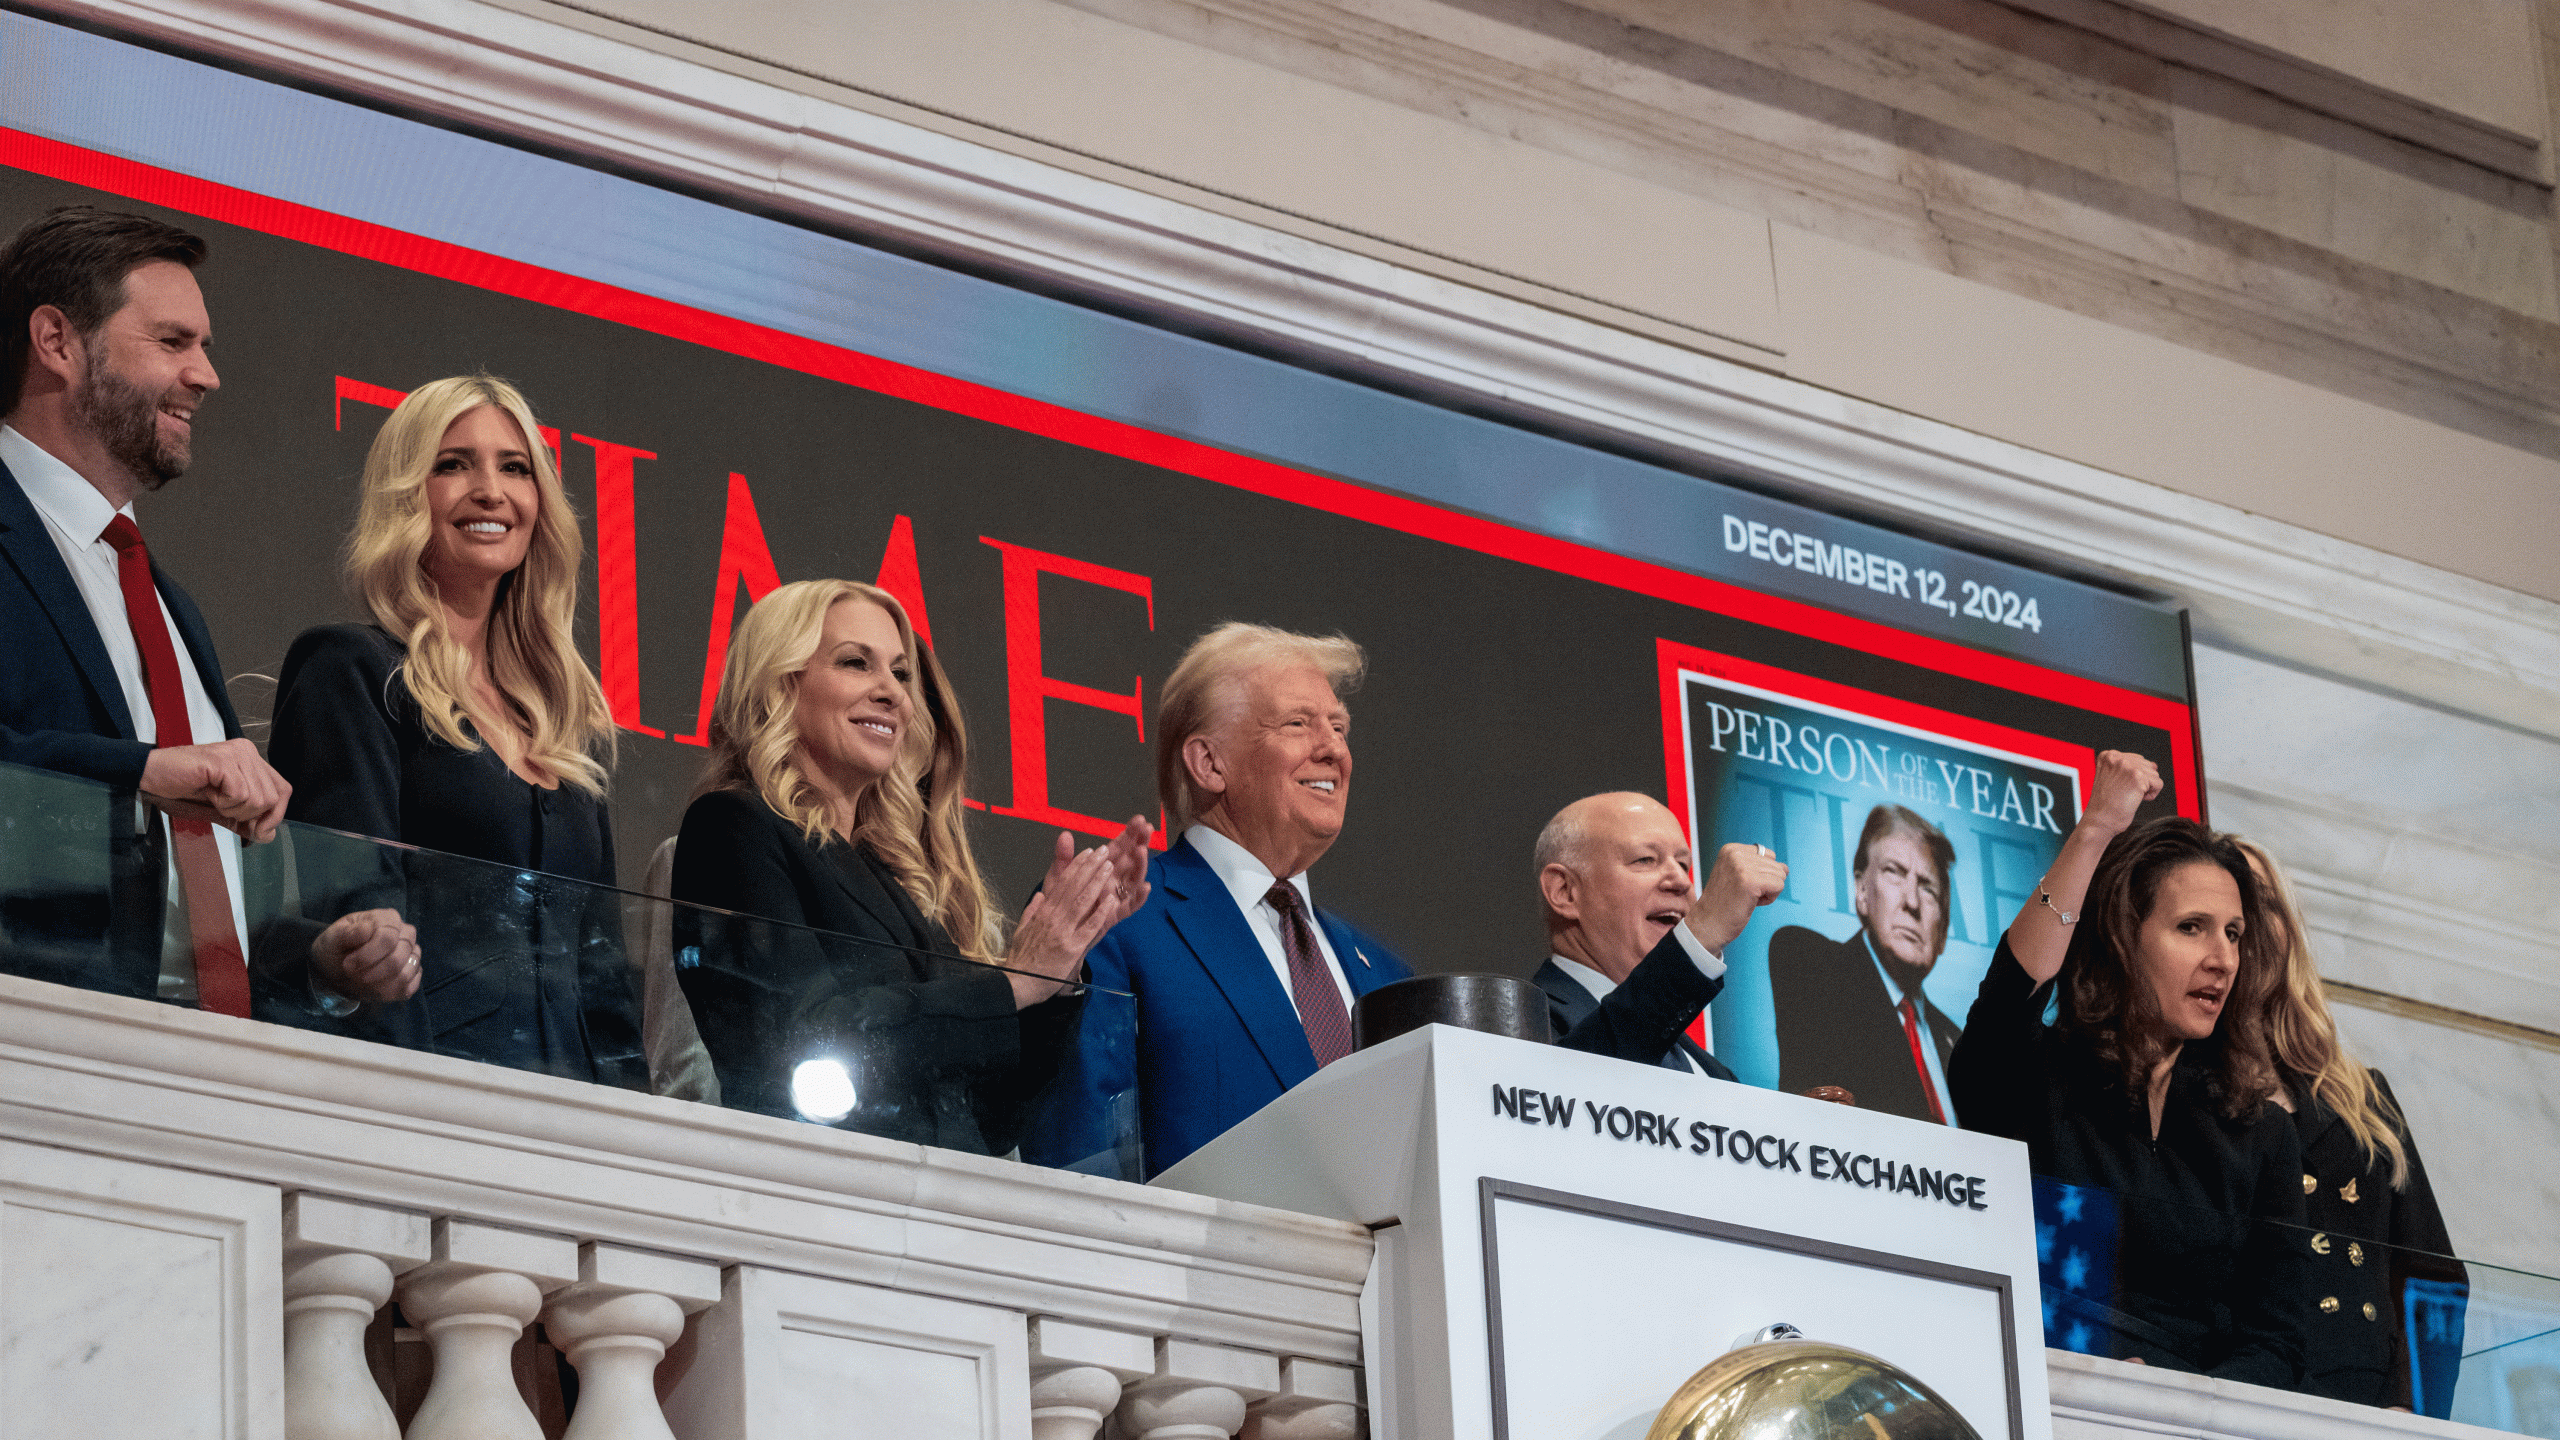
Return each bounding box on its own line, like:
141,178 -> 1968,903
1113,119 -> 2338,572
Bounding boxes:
251,627 -> 414,1018
0,719 -> 149,789
270,625 -> 404,842
2214,1108 -> 2311,1389
1948,937 -> 2047,1142
1551,929 -> 1722,1065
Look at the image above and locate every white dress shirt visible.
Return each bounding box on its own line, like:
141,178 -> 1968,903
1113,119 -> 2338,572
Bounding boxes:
1864,932 -> 1956,1124
4,425 -> 249,998
1547,925 -> 1727,1076
1182,823 -> 1359,1021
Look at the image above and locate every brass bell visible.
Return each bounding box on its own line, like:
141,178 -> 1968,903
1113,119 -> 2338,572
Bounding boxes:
1646,1332 -> 1982,1440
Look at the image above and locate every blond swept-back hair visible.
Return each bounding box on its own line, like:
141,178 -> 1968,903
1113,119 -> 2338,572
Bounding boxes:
346,374 -> 613,795
692,579 -> 1000,961
2235,837 -> 2411,1187
1155,622 -> 1364,834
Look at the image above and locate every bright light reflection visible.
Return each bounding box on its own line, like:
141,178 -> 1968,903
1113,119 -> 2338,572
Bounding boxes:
790,1058 -> 858,1123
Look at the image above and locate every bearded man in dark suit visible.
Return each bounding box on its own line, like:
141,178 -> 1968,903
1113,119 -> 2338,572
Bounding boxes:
1768,804 -> 1961,1124
0,205 -> 412,1011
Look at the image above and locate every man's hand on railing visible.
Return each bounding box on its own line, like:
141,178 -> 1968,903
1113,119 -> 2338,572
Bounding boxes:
312,908 -> 422,1005
141,738 -> 292,842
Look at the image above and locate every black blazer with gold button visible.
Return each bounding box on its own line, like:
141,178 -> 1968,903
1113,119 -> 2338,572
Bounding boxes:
2290,1069 -> 2464,1415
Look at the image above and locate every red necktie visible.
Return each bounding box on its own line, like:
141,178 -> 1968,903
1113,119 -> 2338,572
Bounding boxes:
1898,994 -> 1948,1124
101,516 -> 251,1019
1266,881 -> 1353,1067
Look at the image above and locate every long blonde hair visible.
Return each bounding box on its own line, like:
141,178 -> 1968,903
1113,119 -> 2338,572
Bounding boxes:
346,374 -> 613,795
693,579 -> 1000,960
2236,837 -> 2410,1187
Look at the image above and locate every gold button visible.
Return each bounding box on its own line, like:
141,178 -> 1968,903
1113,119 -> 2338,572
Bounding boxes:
2348,1242 -> 2365,1266
2340,1178 -> 2360,1204
2320,1296 -> 2341,1314
2303,1173 -> 2318,1195
2363,1303 -> 2379,1321
2310,1233 -> 2332,1255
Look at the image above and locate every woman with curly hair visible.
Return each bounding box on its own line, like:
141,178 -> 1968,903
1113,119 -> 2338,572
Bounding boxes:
2237,838 -> 2464,1414
270,374 -> 643,1086
1950,751 -> 2308,1386
670,578 -> 1150,1154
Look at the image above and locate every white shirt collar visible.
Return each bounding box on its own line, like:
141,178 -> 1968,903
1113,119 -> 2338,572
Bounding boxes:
1185,822 -> 1316,916
2,424 -> 127,543
1547,952 -> 1616,1002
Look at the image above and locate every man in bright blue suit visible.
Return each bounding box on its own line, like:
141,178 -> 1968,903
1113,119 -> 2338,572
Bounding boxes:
1023,623 -> 1410,1179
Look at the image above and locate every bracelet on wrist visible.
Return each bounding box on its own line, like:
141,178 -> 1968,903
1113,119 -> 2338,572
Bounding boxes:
2034,886 -> 2078,926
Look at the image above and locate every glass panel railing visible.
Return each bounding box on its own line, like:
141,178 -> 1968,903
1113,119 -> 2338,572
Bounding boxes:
0,758 -> 1134,1169
2034,1172 -> 2559,1433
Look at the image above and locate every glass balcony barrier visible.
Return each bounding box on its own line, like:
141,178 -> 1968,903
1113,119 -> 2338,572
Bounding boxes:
2033,1172 -> 2557,1435
0,757 -> 1138,1174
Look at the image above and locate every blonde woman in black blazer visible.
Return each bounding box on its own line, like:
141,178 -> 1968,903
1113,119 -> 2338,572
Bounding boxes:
671,578 -> 1149,1153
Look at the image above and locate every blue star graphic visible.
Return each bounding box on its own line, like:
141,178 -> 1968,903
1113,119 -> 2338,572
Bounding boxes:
2060,1248 -> 2091,1294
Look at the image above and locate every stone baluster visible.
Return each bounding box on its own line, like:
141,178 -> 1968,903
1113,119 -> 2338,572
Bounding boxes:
281,1193 -> 430,1440
540,1241 -> 724,1440
1116,1338 -> 1278,1440
395,1218 -> 580,1440
1027,1317 -> 1156,1440
1241,1359 -> 1363,1440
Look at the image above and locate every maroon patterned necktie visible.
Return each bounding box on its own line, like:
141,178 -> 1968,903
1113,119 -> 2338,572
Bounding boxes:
101,516 -> 251,1018
1265,881 -> 1353,1066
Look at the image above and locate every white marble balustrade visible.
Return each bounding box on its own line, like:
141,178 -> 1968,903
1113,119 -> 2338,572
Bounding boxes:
0,972 -> 2522,1440
269,1197 -> 1354,1440
0,973 -> 1369,1440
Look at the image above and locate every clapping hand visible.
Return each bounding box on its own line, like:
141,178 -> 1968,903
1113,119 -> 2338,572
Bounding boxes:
1006,818 -> 1154,1009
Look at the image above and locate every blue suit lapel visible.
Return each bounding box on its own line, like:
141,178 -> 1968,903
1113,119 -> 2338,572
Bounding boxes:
0,463 -> 138,740
1315,910 -> 1394,999
1155,839 -> 1318,1088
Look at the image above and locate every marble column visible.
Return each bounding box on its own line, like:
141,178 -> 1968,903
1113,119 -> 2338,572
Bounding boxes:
540,1241 -> 723,1440
395,1218 -> 580,1440
280,1192 -> 430,1440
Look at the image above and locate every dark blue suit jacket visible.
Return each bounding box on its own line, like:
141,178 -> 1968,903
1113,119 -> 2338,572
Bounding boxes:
1021,835 -> 1411,1179
1534,929 -> 1737,1082
0,458 -> 242,1000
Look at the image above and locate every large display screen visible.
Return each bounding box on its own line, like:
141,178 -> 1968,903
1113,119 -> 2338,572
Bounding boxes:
0,15 -> 2198,1094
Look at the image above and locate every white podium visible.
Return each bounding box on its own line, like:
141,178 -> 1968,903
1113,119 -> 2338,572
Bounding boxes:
1155,1024 -> 2054,1440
